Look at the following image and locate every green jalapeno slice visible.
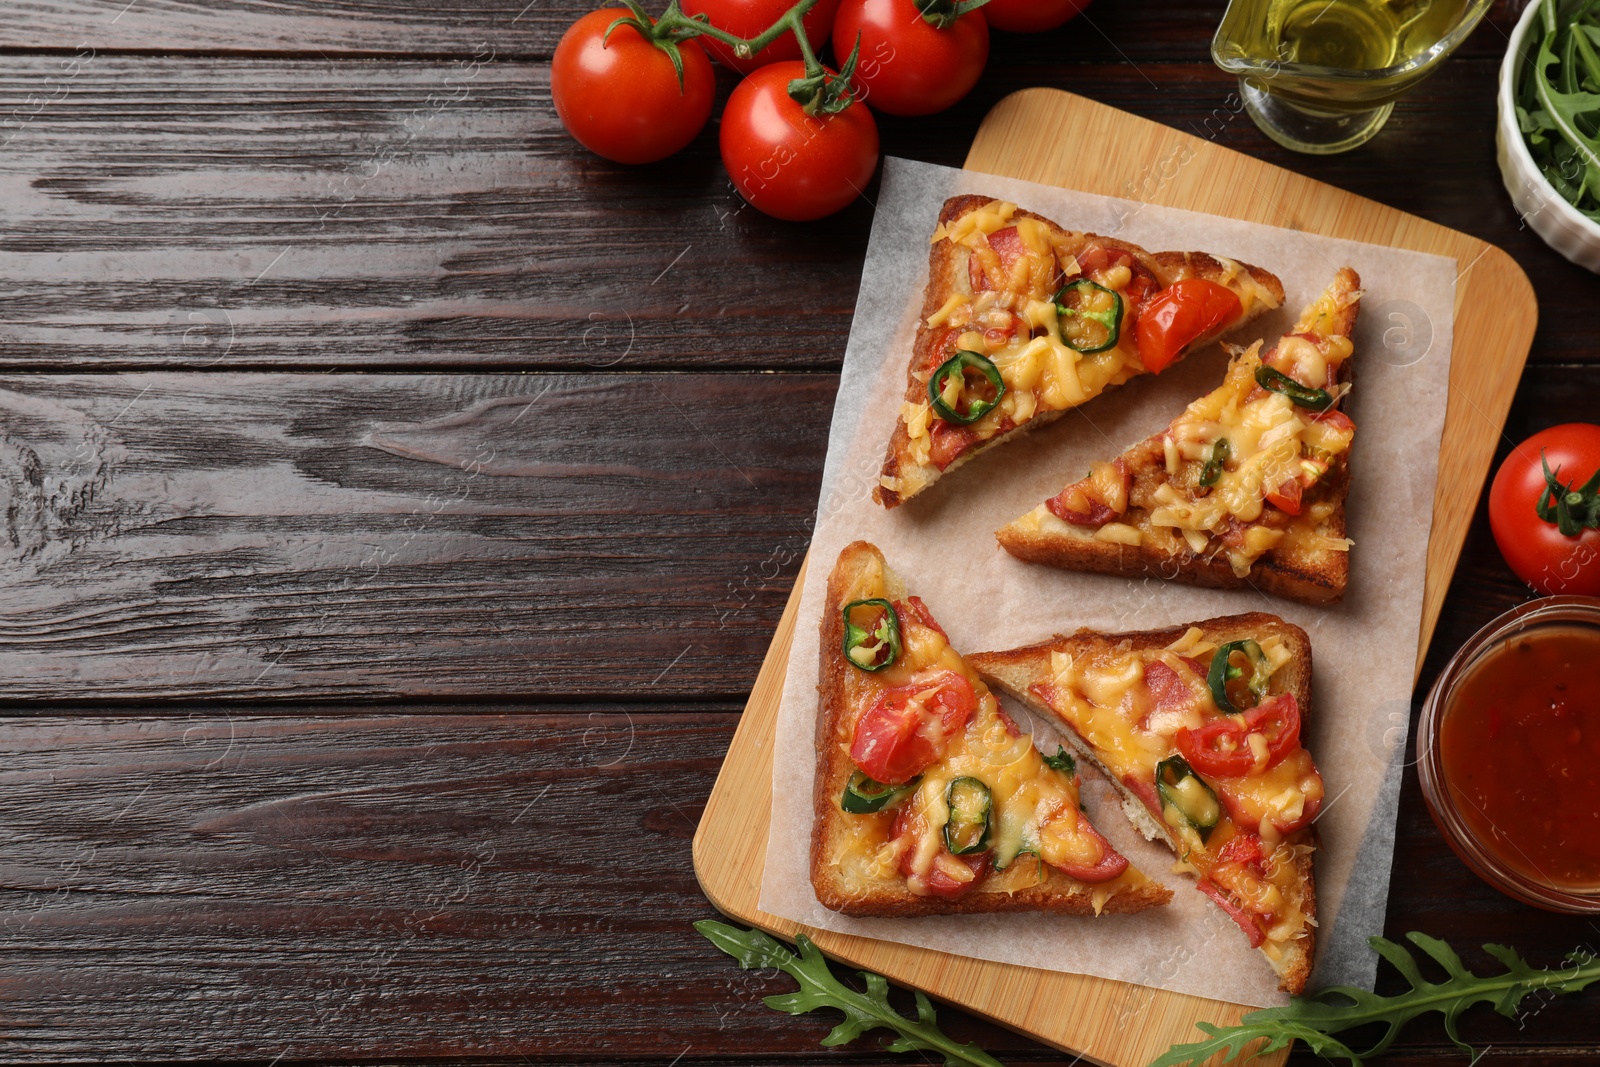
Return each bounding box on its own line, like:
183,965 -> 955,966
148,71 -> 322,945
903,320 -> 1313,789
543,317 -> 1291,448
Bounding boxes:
942,776 -> 993,855
1053,278 -> 1123,354
1200,437 -> 1231,488
928,351 -> 1006,424
842,598 -> 901,672
1256,365 -> 1333,411
841,770 -> 920,814
1155,755 -> 1222,842
1207,639 -> 1273,713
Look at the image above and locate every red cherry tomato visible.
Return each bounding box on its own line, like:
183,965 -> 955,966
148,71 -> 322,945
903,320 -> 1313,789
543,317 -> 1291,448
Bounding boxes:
1214,754 -> 1323,836
1133,278 -> 1244,374
1489,423 -> 1600,596
893,807 -> 991,898
849,670 -> 976,784
831,0 -> 990,117
551,9 -> 715,165
981,0 -> 1092,32
1175,693 -> 1303,779
1047,813 -> 1130,883
679,0 -> 844,73
1265,477 -> 1303,516
719,61 -> 880,221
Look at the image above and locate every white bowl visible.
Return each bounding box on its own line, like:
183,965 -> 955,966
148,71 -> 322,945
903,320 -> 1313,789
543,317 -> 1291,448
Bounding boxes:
1497,0 -> 1600,273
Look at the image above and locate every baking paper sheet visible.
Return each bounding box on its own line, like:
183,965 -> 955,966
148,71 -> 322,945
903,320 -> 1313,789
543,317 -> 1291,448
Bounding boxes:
757,157 -> 1457,1008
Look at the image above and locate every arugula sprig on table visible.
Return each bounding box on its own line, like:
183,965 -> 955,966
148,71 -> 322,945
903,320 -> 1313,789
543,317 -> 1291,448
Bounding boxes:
694,920 -> 1005,1067
1152,933 -> 1600,1066
699,922 -> 1600,1066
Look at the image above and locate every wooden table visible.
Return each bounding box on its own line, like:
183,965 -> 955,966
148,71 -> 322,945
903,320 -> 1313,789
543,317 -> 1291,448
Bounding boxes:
0,1 -> 1594,1064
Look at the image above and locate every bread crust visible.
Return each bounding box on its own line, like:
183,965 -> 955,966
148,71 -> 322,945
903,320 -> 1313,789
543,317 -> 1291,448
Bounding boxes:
810,541 -> 1173,917
998,267 -> 1361,605
968,613 -> 1318,994
875,195 -> 1287,509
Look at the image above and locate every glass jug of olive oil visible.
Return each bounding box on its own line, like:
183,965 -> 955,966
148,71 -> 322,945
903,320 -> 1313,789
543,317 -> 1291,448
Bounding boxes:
1213,0 -> 1492,153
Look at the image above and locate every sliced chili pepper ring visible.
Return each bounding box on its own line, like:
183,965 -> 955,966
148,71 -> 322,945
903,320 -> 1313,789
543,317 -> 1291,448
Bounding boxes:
928,350 -> 1005,425
1206,639 -> 1272,712
1053,278 -> 1123,354
841,598 -> 900,672
1256,365 -> 1333,411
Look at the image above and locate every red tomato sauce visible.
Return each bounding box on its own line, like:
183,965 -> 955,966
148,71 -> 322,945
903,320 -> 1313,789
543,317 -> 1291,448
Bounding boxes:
1439,626 -> 1600,890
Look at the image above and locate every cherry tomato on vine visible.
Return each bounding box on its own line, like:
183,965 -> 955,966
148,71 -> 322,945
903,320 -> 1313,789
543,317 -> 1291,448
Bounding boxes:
981,0 -> 1092,33
551,8 -> 716,165
679,0 -> 844,73
832,0 -> 989,117
1489,423 -> 1600,596
719,61 -> 880,221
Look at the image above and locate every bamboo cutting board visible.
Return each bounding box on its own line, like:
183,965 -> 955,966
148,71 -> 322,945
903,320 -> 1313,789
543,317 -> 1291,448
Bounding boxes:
693,89 -> 1536,1067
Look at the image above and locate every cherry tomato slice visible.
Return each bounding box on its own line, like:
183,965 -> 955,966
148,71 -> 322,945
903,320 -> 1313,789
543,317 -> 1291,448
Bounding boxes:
1216,831 -> 1267,875
893,805 -> 991,898
1174,693 -> 1302,779
1048,813 -> 1130,883
849,671 -> 976,784
1134,278 -> 1243,374
1266,477 -> 1303,516
1215,750 -> 1324,836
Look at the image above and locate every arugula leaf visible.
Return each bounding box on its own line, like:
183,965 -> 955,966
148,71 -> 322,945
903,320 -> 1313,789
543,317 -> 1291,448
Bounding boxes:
1150,933 -> 1600,1067
1518,0 -> 1600,216
1043,746 -> 1076,776
694,920 -> 1007,1067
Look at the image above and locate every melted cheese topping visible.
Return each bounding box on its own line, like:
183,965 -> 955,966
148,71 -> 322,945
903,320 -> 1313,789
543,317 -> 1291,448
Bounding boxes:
905,202 -> 1171,465
1039,642 -> 1316,944
829,557 -> 1141,901
1150,339 -> 1353,576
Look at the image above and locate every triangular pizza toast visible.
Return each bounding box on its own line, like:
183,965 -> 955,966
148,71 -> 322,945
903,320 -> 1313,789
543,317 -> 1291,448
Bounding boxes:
812,541 -> 1173,916
997,267 -> 1361,605
874,195 -> 1286,508
969,613 -> 1323,993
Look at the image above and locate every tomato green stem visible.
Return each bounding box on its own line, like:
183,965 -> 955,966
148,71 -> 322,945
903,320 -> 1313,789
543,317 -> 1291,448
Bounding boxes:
914,0 -> 992,29
1536,449 -> 1600,537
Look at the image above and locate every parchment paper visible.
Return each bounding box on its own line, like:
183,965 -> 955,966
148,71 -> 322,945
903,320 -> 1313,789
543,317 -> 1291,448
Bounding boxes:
759,157 -> 1456,1008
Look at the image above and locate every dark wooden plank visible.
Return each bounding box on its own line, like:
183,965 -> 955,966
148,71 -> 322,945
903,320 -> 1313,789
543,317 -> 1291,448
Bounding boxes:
0,372 -> 825,702
0,0 -> 1520,62
0,53 -> 1588,372
3,709 -> 1597,1063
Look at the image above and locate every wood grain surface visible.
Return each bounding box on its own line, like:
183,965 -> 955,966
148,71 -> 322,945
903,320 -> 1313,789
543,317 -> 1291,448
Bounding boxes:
0,0 -> 1597,1064
0,373 -> 825,701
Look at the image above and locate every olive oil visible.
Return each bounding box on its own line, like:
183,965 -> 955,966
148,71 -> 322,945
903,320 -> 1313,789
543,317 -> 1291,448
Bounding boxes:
1212,0 -> 1488,150
1232,0 -> 1471,72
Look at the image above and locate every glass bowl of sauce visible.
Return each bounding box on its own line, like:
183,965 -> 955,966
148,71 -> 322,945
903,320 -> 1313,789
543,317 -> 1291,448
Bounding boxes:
1417,596 -> 1600,912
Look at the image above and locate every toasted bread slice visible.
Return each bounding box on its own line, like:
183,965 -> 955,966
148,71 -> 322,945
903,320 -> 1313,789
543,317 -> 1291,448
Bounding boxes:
875,195 -> 1285,508
998,268 -> 1361,605
969,614 -> 1320,993
812,541 -> 1173,917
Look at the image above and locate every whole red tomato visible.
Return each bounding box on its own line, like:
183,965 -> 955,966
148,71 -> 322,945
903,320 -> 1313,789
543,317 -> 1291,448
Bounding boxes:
720,61 -> 879,221
832,0 -> 989,117
1489,424 -> 1600,596
679,0 -> 844,73
981,0 -> 1092,32
551,8 -> 715,165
